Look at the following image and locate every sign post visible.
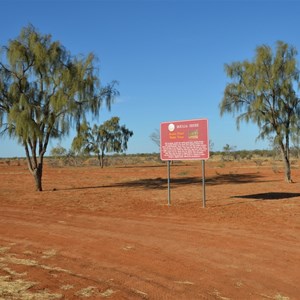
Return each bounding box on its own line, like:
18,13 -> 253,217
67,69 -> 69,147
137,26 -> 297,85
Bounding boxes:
160,119 -> 209,207
202,160 -> 206,208
167,160 -> 171,206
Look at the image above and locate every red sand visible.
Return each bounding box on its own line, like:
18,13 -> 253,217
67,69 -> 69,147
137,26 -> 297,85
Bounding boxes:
0,160 -> 299,299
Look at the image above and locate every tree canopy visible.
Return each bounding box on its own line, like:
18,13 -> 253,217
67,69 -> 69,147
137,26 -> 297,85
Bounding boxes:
0,25 -> 119,190
220,41 -> 300,182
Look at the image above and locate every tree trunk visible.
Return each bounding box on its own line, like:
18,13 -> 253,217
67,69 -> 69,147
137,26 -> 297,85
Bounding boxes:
279,142 -> 292,183
97,153 -> 101,167
100,152 -> 104,168
96,152 -> 105,168
283,153 -> 292,183
33,163 -> 43,191
24,143 -> 44,191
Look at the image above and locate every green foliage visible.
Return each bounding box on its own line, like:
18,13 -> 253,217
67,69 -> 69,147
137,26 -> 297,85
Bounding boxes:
50,145 -> 67,158
220,41 -> 300,182
0,25 -> 118,190
72,117 -> 133,167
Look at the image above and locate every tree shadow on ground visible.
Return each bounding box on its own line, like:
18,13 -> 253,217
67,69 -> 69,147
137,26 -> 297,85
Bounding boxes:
115,165 -> 165,169
232,192 -> 300,200
109,173 -> 270,190
55,173 -> 276,191
210,192 -> 300,208
207,173 -> 271,185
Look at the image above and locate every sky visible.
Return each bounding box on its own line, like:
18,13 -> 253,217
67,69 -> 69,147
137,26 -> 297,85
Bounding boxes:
1,0 -> 300,157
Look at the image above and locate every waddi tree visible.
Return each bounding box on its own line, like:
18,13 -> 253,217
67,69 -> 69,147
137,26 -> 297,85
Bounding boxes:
72,117 -> 133,168
0,25 -> 119,190
220,41 -> 300,183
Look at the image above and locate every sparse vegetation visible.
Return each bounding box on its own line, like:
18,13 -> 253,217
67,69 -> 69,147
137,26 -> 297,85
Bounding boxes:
0,25 -> 118,191
72,117 -> 133,168
220,41 -> 300,182
150,129 -> 160,148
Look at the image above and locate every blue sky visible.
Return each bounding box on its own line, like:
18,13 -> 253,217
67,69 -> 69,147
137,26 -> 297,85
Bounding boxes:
1,0 -> 300,157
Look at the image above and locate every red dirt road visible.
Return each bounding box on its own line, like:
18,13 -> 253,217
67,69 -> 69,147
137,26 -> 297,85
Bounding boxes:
0,160 -> 299,299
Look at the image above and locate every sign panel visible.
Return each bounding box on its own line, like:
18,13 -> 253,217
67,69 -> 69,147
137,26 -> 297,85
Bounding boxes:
160,119 -> 209,161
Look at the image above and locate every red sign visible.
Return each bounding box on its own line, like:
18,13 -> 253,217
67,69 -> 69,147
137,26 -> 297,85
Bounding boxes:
160,119 -> 209,161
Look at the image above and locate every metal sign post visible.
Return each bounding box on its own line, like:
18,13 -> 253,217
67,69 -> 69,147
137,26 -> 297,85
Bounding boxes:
167,160 -> 171,206
202,160 -> 206,208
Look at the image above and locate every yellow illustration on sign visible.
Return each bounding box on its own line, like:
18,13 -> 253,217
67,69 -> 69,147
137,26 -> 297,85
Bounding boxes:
188,129 -> 199,139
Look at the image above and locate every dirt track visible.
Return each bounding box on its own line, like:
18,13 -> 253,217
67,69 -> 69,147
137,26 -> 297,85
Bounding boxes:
0,160 -> 299,299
